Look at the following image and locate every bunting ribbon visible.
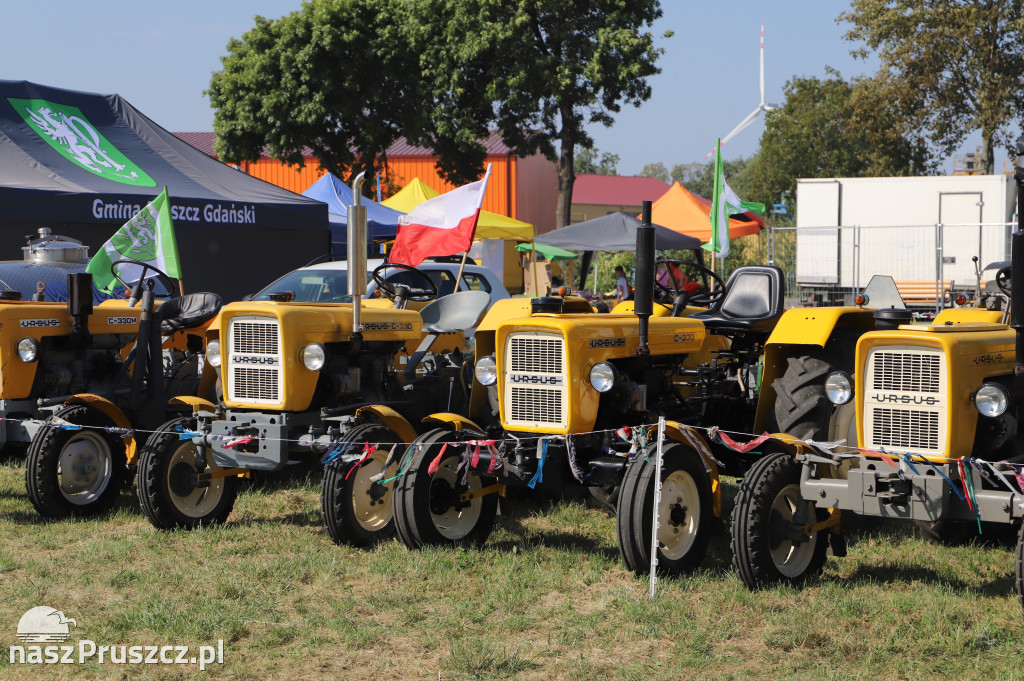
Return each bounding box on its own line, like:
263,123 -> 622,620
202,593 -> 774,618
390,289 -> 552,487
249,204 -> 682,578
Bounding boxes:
427,443 -> 449,476
175,423 -> 202,441
527,438 -> 548,489
714,428 -> 771,454
565,434 -> 588,483
222,435 -> 254,450
344,443 -> 378,480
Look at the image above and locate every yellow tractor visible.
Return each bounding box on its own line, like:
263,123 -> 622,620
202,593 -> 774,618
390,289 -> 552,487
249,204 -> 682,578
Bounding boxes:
24,260 -> 221,518
730,134 -> 1024,608
134,179 -> 489,542
389,204 -> 883,575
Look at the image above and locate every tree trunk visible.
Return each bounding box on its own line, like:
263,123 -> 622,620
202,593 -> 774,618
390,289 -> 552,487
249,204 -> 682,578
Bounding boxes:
981,126 -> 995,175
555,124 -> 576,231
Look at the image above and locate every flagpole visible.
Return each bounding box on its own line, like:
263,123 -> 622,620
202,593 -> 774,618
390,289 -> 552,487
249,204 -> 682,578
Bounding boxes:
531,242 -> 538,295
455,165 -> 492,286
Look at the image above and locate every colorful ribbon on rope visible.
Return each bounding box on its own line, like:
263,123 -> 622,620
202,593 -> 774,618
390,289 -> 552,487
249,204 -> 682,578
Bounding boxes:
344,443 -> 378,480
527,438 -> 548,489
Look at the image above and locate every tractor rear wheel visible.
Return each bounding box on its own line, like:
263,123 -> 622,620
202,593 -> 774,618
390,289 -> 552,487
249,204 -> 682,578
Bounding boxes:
25,404 -> 128,518
393,429 -> 497,549
136,417 -> 238,529
731,451 -> 828,589
616,443 -> 712,576
772,352 -> 844,441
320,423 -> 404,547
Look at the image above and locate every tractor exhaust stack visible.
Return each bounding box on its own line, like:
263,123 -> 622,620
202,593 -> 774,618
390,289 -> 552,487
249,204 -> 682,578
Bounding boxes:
635,201 -> 654,356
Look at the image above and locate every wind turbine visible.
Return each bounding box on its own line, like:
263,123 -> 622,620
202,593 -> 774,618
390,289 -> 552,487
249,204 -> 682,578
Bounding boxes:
705,22 -> 779,158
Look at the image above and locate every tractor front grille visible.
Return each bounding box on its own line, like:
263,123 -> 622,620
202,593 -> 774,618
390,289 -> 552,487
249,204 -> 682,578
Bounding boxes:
227,317 -> 283,405
503,332 -> 567,429
863,346 -> 947,457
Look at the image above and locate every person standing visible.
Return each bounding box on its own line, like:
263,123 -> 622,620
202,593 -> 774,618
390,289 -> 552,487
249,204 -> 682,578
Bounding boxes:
615,265 -> 631,303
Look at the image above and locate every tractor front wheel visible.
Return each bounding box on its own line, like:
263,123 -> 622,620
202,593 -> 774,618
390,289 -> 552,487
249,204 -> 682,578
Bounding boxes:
616,443 -> 712,576
320,423 -> 404,547
136,417 -> 238,529
393,429 -> 497,549
731,451 -> 828,589
25,404 -> 128,518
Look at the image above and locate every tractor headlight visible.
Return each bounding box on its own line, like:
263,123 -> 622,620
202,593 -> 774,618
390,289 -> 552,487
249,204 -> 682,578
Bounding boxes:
206,339 -> 221,367
16,337 -> 38,363
824,371 -> 853,405
589,362 -> 617,393
301,343 -> 327,371
474,355 -> 497,386
974,383 -> 1009,418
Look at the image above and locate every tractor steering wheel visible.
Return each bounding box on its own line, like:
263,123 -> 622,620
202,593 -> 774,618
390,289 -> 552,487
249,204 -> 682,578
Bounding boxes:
372,263 -> 438,303
110,259 -> 176,303
654,259 -> 726,308
996,266 -> 1012,297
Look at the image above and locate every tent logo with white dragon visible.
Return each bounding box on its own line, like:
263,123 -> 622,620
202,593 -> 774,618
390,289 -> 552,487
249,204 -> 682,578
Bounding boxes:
8,97 -> 156,187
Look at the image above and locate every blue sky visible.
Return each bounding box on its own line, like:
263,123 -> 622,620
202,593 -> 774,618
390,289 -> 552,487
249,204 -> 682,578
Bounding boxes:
2,1 -> 982,178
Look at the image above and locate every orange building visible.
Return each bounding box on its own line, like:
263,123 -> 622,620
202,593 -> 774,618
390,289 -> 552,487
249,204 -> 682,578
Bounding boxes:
173,132 -> 558,234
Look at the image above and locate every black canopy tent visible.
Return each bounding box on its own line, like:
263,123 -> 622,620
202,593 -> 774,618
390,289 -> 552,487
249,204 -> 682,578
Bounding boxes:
535,212 -> 702,291
0,80 -> 329,301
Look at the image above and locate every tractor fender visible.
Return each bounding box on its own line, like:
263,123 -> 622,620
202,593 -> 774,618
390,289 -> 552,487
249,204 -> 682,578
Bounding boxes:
169,396 -> 218,414
354,405 -> 419,444
755,307 -> 876,432
421,413 -> 485,434
63,394 -> 138,465
661,421 -> 723,519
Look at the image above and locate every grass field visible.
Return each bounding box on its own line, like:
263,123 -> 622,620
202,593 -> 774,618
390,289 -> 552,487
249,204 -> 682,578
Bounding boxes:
1,452 -> 1022,681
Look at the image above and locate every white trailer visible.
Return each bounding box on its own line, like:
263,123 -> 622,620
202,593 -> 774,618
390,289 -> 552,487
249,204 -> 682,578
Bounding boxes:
795,175 -> 1017,301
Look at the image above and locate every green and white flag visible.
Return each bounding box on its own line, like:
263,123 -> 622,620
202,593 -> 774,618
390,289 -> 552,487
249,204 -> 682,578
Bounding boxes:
703,139 -> 765,259
86,186 -> 182,292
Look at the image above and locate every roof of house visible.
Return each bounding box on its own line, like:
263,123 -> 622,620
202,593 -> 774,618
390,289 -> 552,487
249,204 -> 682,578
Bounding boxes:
172,130 -> 516,159
571,174 -> 670,206
174,131 -> 216,156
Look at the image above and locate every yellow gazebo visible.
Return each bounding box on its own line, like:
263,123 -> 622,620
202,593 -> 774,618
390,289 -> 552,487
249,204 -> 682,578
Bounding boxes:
382,178 -> 534,241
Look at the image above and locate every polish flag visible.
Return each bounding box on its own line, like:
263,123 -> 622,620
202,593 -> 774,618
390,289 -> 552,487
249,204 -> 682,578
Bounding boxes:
389,165 -> 492,267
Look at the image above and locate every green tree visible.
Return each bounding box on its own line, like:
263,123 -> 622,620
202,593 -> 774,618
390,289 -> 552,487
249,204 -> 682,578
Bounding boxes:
208,0 -> 429,184
840,0 -> 1024,174
639,162 -> 669,182
421,0 -> 667,229
575,148 -> 620,175
747,73 -> 932,209
671,157 -> 754,200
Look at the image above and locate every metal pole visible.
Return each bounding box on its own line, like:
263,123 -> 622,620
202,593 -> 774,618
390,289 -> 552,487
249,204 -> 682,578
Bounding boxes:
643,413 -> 667,602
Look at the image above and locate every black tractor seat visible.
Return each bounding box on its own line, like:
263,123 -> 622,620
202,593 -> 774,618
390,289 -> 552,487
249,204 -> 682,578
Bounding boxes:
157,292 -> 223,334
690,265 -> 784,336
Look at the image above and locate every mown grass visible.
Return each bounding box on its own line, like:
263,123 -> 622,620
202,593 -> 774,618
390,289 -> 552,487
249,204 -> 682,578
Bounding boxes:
0,452 -> 1022,680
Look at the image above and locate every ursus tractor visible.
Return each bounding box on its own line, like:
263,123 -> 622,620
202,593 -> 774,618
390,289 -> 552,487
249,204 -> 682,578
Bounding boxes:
730,134 -> 1024,609
24,260 -> 221,518
389,203 -> 885,575
135,176 -> 489,543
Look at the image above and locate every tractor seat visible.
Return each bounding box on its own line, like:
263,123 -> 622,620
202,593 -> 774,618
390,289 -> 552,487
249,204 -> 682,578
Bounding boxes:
690,266 -> 784,335
157,292 -> 223,333
419,290 -> 491,334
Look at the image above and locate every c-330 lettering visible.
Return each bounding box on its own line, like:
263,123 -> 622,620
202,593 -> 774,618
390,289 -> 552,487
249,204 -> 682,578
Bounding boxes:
509,374 -> 563,386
